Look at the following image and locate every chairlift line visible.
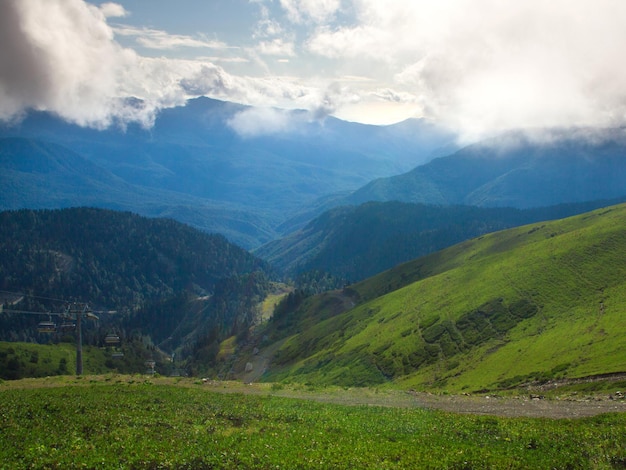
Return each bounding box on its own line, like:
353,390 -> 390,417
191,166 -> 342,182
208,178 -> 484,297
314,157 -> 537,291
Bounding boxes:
3,301 -> 104,375
0,289 -> 71,304
2,309 -> 65,316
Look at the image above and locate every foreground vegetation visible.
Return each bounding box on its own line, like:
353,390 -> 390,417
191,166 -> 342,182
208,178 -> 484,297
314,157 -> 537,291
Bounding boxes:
1,377 -> 626,469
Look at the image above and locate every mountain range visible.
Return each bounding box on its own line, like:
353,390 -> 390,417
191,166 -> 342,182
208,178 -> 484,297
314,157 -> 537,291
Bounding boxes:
5,98 -> 626,253
3,98 -> 626,387
0,97 -> 454,248
342,128 -> 626,208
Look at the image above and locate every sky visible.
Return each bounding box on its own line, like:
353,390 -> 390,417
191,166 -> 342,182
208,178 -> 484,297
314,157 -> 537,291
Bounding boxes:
2,0 -> 626,141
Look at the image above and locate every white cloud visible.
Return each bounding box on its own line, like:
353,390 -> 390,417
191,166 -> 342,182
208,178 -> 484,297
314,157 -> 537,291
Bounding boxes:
0,0 -> 130,127
307,24 -> 394,60
99,2 -> 128,18
256,38 -> 296,57
253,4 -> 284,39
0,0 -> 244,128
227,107 -> 296,137
0,0 -> 343,131
5,0 -> 626,139
113,26 -> 229,50
302,0 -> 626,139
180,64 -> 320,110
279,0 -> 342,23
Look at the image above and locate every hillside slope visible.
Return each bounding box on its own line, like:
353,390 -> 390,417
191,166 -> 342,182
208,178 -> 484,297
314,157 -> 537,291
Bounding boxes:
261,203 -> 626,391
256,198 -> 626,281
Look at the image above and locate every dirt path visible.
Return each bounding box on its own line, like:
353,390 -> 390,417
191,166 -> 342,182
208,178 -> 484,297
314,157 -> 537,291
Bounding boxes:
4,375 -> 625,419
200,381 -> 626,419
405,392 -> 626,418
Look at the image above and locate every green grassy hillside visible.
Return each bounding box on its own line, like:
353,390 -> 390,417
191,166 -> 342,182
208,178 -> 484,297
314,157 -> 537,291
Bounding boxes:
0,341 -> 155,379
262,203 -> 626,392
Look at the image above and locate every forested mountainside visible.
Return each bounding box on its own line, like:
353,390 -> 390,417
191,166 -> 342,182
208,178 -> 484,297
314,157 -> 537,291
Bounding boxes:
0,208 -> 273,374
342,128 -> 626,209
259,203 -> 626,391
256,198 -> 626,282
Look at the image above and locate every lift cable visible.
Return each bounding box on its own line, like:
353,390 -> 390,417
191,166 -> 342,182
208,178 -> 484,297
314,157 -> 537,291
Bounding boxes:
0,289 -> 71,304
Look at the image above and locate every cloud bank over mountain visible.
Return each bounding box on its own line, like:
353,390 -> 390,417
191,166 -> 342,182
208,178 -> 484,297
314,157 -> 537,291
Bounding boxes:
297,0 -> 626,139
1,0 -> 626,140
0,0 -> 326,129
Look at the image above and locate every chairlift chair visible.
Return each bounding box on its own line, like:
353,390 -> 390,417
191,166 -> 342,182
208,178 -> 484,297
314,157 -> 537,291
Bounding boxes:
104,333 -> 120,345
37,315 -> 56,334
59,321 -> 76,332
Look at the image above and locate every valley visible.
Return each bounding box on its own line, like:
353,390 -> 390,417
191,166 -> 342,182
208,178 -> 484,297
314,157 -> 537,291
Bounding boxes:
0,98 -> 454,248
3,1 -> 626,467
2,99 -> 626,407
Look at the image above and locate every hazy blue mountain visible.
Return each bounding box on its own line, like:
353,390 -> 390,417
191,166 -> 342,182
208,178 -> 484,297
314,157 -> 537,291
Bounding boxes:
0,98 -> 454,248
256,198 -> 626,282
0,137 -> 277,248
342,129 -> 626,208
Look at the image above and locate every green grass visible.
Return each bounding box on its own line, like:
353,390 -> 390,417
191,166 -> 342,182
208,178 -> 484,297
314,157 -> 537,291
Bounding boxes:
259,283 -> 293,321
0,341 -> 156,379
1,379 -> 626,469
0,341 -> 110,379
263,203 -> 626,392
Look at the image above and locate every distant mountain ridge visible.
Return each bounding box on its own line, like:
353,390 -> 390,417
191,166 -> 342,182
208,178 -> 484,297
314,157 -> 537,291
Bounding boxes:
4,98 -> 626,252
0,97 -> 454,248
342,129 -> 626,208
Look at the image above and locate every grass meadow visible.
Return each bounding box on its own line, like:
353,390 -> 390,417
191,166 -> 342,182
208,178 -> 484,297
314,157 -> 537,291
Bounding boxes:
1,377 -> 626,469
